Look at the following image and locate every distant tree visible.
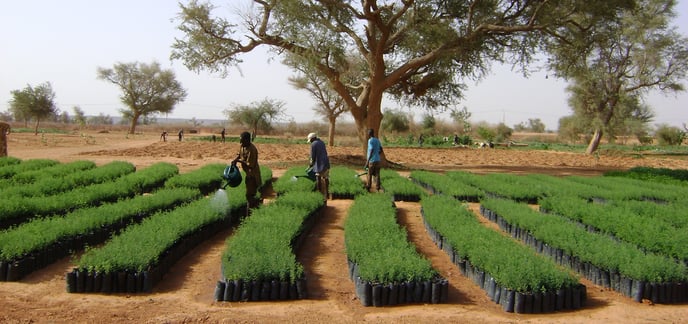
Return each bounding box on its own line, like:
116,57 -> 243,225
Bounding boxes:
495,123 -> 513,142
287,54 -> 349,147
449,107 -> 472,134
476,125 -> 496,143
528,119 -> 546,133
546,0 -> 688,154
421,114 -> 436,133
8,82 -> 58,134
97,61 -> 187,134
87,113 -> 114,125
381,109 -> 410,134
224,98 -> 286,137
188,117 -> 203,128
0,111 -> 12,122
557,115 -> 588,143
58,111 -> 70,124
72,106 -> 87,127
655,124 -> 685,146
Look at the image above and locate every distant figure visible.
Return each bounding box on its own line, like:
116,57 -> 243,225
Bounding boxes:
160,131 -> 168,142
178,129 -> 184,142
211,135 -> 217,142
453,134 -> 459,146
220,128 -> 226,143
307,132 -> 330,201
418,134 -> 424,147
0,122 -> 10,157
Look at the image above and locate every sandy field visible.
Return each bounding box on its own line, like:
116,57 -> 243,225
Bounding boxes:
1,129 -> 687,323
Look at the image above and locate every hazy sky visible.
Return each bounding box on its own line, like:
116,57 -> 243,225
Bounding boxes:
1,1 -> 687,131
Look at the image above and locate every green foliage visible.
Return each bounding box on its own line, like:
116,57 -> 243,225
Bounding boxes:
222,191 -> 324,282
8,82 -> 58,132
0,188 -> 200,262
482,198 -> 687,283
345,194 -> 437,283
422,195 -> 579,293
272,166 -> 316,195
97,61 -> 187,134
655,124 -> 685,146
476,126 -> 496,142
225,98 -> 286,137
329,166 -> 367,197
164,163 -> 224,195
77,197 -> 232,272
381,108 -> 410,133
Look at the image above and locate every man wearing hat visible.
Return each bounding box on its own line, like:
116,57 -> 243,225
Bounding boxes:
307,132 -> 330,201
233,131 -> 262,215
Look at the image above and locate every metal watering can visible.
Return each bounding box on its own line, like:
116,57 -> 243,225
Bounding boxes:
222,164 -> 242,189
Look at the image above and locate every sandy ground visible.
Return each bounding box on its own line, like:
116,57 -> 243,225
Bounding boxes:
1,130 -> 687,323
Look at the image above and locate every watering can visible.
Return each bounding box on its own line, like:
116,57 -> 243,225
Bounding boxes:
222,164 -> 242,188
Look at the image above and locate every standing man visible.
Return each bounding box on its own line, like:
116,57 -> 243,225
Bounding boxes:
366,128 -> 383,192
178,129 -> 184,141
220,128 -> 226,143
307,132 -> 330,201
232,131 -> 262,216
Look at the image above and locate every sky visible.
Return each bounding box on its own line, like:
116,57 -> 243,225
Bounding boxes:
1,1 -> 687,132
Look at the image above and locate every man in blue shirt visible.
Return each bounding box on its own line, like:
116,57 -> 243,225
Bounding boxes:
366,128 -> 383,192
308,132 -> 330,201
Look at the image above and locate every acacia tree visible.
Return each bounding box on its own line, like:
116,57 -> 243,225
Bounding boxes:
546,0 -> 688,154
287,55 -> 349,147
224,98 -> 286,137
8,82 -> 58,134
172,1 -> 617,151
97,61 -> 187,134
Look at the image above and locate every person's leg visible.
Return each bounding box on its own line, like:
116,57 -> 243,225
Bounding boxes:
371,162 -> 381,191
316,169 -> 329,200
365,167 -> 372,192
245,176 -> 259,216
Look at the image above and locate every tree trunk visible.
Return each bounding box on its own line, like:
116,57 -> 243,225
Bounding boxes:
128,113 -> 141,135
33,118 -> 40,135
586,129 -> 603,154
0,122 -> 9,157
327,116 -> 336,147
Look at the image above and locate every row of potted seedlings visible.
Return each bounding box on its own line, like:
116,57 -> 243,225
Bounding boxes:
378,169 -> 426,202
0,158 -> 59,179
65,165 -> 274,293
421,195 -> 584,313
0,160 -> 96,188
345,194 -> 448,306
539,196 -> 688,264
0,162 -> 209,282
410,170 -> 484,202
1,160 -> 135,200
480,197 -> 688,304
215,190 -> 325,302
0,161 -> 161,230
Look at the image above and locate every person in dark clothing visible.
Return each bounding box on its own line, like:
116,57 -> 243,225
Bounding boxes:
232,131 -> 262,216
220,128 -> 226,143
178,129 -> 184,142
307,132 -> 330,201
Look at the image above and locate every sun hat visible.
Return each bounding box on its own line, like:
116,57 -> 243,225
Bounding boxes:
307,132 -> 317,143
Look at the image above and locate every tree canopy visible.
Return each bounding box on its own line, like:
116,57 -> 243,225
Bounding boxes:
172,0 -> 621,149
8,82 -> 58,134
224,98 -> 286,137
97,61 -> 187,134
546,0 -> 688,153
